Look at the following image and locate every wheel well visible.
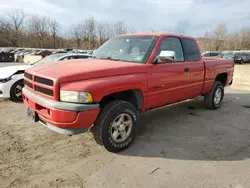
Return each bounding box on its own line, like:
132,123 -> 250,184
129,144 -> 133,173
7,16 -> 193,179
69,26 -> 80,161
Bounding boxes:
99,90 -> 143,111
215,73 -> 227,86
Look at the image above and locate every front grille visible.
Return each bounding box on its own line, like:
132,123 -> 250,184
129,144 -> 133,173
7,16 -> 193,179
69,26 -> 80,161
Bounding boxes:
35,86 -> 53,96
35,76 -> 53,86
24,72 -> 32,80
24,80 -> 33,89
24,72 -> 54,97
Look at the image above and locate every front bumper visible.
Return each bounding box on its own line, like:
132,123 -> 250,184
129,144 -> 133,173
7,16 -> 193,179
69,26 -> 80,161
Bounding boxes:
22,87 -> 100,135
0,83 -> 7,98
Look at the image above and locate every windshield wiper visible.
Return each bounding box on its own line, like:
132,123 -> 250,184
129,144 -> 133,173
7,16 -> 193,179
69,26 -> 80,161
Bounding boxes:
100,56 -> 120,61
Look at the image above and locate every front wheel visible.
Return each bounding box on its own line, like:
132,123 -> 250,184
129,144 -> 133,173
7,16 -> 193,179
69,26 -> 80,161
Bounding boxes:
91,100 -> 138,153
10,80 -> 24,102
204,81 -> 224,110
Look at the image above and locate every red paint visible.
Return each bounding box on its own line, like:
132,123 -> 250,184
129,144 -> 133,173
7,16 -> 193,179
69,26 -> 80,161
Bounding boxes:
23,94 -> 100,128
23,33 -> 235,131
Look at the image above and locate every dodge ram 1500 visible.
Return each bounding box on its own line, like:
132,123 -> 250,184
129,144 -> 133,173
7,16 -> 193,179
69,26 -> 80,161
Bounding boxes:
22,33 -> 234,152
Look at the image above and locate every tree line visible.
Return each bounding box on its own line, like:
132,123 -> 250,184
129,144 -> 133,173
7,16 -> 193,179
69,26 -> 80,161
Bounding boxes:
0,8 -> 136,50
199,24 -> 250,51
1,9 -> 250,51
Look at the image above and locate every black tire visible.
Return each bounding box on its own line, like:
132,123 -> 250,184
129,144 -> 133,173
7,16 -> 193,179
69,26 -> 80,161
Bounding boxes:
204,81 -> 224,110
91,100 -> 138,153
10,79 -> 24,102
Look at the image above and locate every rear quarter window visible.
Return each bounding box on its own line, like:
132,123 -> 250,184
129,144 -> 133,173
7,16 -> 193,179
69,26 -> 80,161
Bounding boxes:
180,38 -> 200,61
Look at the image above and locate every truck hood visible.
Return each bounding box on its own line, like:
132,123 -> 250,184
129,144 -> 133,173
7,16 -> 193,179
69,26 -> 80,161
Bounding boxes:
25,59 -> 147,82
0,64 -> 31,79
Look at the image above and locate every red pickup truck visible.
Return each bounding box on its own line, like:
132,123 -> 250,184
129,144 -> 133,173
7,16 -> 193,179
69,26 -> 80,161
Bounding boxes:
22,33 -> 234,152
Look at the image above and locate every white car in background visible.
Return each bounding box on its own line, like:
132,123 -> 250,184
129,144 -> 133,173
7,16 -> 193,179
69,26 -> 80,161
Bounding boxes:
0,53 -> 91,102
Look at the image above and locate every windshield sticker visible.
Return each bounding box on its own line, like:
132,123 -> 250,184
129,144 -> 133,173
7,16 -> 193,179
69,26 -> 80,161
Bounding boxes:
135,56 -> 143,61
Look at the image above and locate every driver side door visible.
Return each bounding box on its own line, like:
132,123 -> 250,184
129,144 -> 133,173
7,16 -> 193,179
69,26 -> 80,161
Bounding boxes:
146,37 -> 190,109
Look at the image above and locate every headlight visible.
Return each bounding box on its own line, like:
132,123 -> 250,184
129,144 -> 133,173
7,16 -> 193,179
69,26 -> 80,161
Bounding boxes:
60,90 -> 93,103
0,76 -> 12,83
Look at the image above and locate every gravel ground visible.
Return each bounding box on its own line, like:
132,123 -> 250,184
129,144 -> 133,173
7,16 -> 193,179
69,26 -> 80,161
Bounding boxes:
0,87 -> 250,188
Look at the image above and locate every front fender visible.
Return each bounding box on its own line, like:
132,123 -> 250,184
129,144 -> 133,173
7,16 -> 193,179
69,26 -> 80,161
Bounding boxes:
60,73 -> 147,102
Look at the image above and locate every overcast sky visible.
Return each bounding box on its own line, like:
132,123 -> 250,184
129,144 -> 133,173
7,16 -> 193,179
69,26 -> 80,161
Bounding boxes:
0,0 -> 250,37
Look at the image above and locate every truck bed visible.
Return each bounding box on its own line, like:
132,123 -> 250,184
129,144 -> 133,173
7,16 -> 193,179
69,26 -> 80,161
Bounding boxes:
202,58 -> 234,94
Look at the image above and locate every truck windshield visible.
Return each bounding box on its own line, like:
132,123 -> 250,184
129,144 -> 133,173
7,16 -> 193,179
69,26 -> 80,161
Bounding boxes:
92,36 -> 157,63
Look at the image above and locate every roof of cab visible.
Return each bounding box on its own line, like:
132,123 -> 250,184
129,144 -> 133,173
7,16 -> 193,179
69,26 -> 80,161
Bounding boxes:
119,32 -> 196,40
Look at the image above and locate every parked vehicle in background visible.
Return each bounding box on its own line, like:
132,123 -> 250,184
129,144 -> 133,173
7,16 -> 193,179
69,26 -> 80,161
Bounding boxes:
0,48 -> 14,53
36,50 -> 52,58
223,53 -> 235,60
53,49 -> 68,54
201,51 -> 223,58
22,33 -> 234,153
0,51 -> 14,62
65,48 -> 73,52
0,53 -> 91,102
15,49 -> 25,55
9,48 -> 20,54
242,53 -> 250,63
30,50 -> 41,55
234,52 -> 250,64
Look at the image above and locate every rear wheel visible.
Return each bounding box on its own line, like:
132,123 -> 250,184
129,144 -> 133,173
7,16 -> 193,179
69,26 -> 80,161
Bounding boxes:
91,100 -> 138,153
10,80 -> 24,102
204,81 -> 224,109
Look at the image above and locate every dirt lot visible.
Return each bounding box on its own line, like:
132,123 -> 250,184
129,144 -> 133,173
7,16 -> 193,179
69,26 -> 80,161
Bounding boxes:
0,87 -> 250,188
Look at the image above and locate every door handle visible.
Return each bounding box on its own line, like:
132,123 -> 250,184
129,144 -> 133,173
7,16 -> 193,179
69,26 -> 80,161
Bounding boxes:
184,67 -> 190,72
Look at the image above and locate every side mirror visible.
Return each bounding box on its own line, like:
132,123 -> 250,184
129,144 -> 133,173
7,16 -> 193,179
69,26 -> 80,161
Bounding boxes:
156,50 -> 175,63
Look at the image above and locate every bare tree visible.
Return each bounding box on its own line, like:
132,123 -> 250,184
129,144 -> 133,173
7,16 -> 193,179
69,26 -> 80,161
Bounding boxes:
97,22 -> 106,45
48,19 -> 59,48
0,8 -> 26,46
0,23 -> 12,46
113,21 -> 128,36
112,21 -> 136,36
0,8 -> 139,49
238,28 -> 250,50
28,15 -> 50,48
211,24 -> 227,50
227,32 -> 240,50
104,22 -> 115,38
97,21 -> 114,45
202,31 -> 213,51
72,23 -> 83,49
83,16 -> 97,49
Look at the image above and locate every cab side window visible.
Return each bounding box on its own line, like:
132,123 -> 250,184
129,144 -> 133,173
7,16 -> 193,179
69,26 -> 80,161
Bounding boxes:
180,38 -> 200,61
157,37 -> 184,62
